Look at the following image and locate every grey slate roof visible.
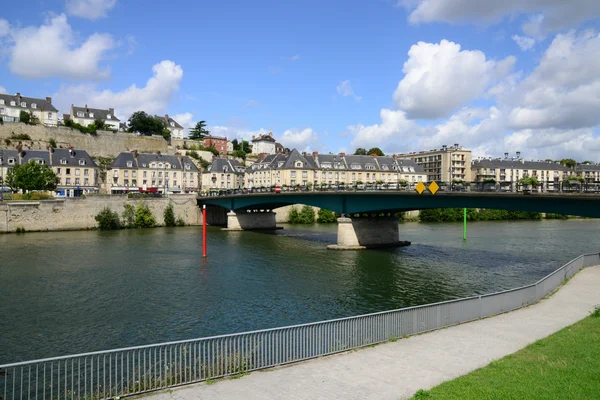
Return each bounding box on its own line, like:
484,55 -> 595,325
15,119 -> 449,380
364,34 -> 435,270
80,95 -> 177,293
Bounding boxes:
155,115 -> 183,129
206,158 -> 246,174
472,158 -> 568,171
112,152 -> 199,172
73,105 -> 120,121
51,148 -> 97,168
0,149 -> 19,165
0,93 -> 58,112
252,133 -> 276,143
575,164 -> 600,171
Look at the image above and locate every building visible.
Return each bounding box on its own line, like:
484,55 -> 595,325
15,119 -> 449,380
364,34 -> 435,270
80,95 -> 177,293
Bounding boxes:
156,114 -> 184,139
68,105 -> 120,130
251,132 -> 277,155
575,164 -> 600,183
110,151 -> 200,194
0,147 -> 98,196
0,93 -> 58,126
202,158 -> 246,190
203,136 -> 228,153
245,149 -> 426,189
471,154 -> 569,191
275,142 -> 284,153
398,144 -> 472,182
226,141 -> 234,154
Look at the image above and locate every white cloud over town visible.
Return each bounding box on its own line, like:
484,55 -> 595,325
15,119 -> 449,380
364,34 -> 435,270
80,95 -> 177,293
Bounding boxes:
7,14 -> 113,80
53,60 -> 183,120
66,0 -> 117,20
336,80 -> 362,102
0,86 -> 6,94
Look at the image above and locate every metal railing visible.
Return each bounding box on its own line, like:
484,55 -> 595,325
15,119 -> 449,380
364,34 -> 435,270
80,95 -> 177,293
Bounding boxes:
2,253 -> 598,399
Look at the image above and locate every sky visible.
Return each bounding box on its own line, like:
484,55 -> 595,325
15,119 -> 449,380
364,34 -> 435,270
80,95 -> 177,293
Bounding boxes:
1,0 -> 600,161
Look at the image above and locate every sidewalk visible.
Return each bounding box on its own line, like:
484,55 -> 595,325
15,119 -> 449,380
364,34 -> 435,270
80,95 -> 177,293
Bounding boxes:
144,266 -> 600,400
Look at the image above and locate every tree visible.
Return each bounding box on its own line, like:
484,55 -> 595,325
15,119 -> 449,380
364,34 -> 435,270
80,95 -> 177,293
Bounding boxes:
559,158 -> 577,168
6,160 -> 60,192
354,148 -> 367,155
95,207 -> 121,230
231,139 -> 240,151
189,121 -> 210,140
367,147 -> 384,156
241,140 -> 252,154
127,111 -> 166,136
19,110 -> 31,124
164,204 -> 176,227
231,150 -> 247,160
134,202 -> 156,228
122,203 -> 135,228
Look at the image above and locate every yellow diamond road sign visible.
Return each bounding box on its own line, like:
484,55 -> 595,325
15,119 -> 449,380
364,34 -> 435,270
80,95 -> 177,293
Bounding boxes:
415,181 -> 426,194
428,181 -> 439,195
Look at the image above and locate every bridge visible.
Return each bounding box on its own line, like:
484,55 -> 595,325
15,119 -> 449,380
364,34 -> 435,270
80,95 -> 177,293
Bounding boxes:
198,190 -> 600,249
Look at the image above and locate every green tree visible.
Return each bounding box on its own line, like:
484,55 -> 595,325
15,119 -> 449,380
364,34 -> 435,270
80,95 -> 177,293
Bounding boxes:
19,110 -> 31,124
127,111 -> 167,136
231,138 -> 240,151
49,138 -> 57,148
317,209 -> 338,223
134,202 -> 156,228
189,120 -> 210,140
163,203 -> 176,227
367,147 -> 384,156
6,160 -> 59,192
241,140 -> 252,153
354,148 -> 367,155
122,203 -> 135,228
560,158 -> 577,168
231,150 -> 247,160
520,176 -> 539,187
95,207 -> 121,230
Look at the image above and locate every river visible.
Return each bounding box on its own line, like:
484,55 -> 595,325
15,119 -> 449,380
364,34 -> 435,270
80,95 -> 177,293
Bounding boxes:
1,220 -> 598,364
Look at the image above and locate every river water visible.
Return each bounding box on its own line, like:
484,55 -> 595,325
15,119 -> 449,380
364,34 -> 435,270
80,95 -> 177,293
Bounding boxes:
1,220 -> 598,364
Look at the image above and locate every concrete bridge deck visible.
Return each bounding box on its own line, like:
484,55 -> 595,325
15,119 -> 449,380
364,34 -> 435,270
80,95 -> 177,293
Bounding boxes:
143,265 -> 600,400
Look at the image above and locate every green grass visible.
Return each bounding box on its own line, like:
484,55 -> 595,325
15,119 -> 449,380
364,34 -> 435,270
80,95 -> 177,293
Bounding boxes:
410,311 -> 600,400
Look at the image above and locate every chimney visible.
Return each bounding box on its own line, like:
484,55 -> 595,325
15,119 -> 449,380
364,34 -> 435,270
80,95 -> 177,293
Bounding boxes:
165,114 -> 169,120
109,108 -> 114,115
48,146 -> 53,164
157,151 -> 162,158
16,92 -> 20,97
16,142 -> 23,158
312,151 -> 318,159
252,135 -> 255,140
454,143 -> 459,149
69,146 -> 75,157
131,149 -> 138,158
504,152 -> 509,159
269,132 -> 273,137
516,151 -> 521,159
371,153 -> 377,158
85,104 -> 88,112
393,154 -> 398,160
339,152 -> 346,158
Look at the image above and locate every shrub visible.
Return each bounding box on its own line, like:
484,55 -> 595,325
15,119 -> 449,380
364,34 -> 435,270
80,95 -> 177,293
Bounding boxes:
4,138 -> 11,146
176,217 -> 186,226
19,110 -> 31,124
317,208 -> 338,223
289,205 -> 315,224
122,203 -> 135,228
134,202 -> 156,228
95,207 -> 121,230
49,138 -> 57,148
164,203 -> 176,227
11,133 -> 32,141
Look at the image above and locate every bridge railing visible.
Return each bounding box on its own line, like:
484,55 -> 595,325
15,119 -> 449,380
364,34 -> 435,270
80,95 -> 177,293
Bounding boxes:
198,181 -> 600,197
1,253 -> 598,399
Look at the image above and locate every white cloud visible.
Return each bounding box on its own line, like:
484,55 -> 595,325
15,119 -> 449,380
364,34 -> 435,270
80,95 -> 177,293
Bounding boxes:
242,99 -> 260,108
0,19 -> 9,37
290,54 -> 300,62
402,0 -> 600,37
53,60 -> 183,120
506,31 -> 600,131
336,80 -> 362,101
393,40 -> 513,119
66,0 -> 117,20
280,128 -> 319,151
512,35 -> 535,51
348,109 -> 424,152
8,14 -> 113,80
172,112 -> 194,131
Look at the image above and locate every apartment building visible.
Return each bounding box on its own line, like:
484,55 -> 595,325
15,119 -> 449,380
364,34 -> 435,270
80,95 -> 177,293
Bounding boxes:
471,155 -> 569,191
203,136 -> 229,153
67,105 -> 120,130
575,164 -> 600,183
245,149 -> 426,188
202,158 -> 246,190
251,132 -> 277,155
398,144 -> 472,182
0,93 -> 58,126
0,147 -> 98,196
110,151 -> 200,194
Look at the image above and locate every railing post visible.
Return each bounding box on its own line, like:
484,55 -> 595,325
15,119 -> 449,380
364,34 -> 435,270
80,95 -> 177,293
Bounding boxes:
478,295 -> 482,319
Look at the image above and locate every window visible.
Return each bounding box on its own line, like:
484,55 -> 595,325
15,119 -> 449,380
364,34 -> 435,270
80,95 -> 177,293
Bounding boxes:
302,171 -> 308,178
291,171 -> 296,178
328,172 -> 333,179
66,168 -> 71,175
75,169 -> 80,176
84,169 -> 88,176
124,179 -> 129,186
48,113 -> 53,119
20,102 -> 26,107
126,161 -> 133,168
77,112 -> 84,117
75,178 -> 80,185
113,170 -> 119,177
84,178 -> 89,185
0,108 -> 4,114
351,164 -> 361,170
0,99 -> 3,105
132,171 -> 136,178
170,122 -> 174,127
295,161 -> 303,168
321,162 -> 332,169
66,178 -> 71,185
152,171 -> 156,178
31,103 -> 37,109
56,168 -> 61,174
158,163 -> 163,168
60,159 -> 67,165
89,113 -> 94,118
124,171 -> 128,177
79,159 -> 86,166
142,163 -> 147,168
8,158 -> 15,165
107,115 -> 111,119
10,101 -> 16,106
382,165 -> 389,170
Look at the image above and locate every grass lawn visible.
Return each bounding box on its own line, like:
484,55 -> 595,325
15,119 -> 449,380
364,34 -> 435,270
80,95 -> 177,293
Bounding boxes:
411,309 -> 600,400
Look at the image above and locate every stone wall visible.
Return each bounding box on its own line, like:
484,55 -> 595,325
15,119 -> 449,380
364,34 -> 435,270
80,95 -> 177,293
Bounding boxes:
0,194 -> 201,233
0,123 -> 169,157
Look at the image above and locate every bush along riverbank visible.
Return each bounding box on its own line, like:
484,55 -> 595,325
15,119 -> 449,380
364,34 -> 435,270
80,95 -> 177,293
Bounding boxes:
287,206 -> 411,224
95,202 -> 185,230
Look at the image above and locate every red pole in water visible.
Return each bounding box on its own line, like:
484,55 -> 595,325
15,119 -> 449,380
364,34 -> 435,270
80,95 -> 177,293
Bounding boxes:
202,205 -> 207,257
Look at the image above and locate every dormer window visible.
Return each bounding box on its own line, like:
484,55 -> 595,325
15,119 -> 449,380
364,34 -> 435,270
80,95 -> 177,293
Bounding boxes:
31,103 -> 37,109
142,163 -> 147,167
170,122 -> 174,127
278,162 -> 284,168
77,112 -> 84,117
79,159 -> 86,166
382,165 -> 389,170
36,159 -> 44,165
185,164 -> 191,170
366,164 -> 376,170
0,99 -> 4,105
10,101 -> 16,106
60,159 -> 67,165
408,167 -> 415,173
158,163 -> 163,168
150,163 -> 156,168
107,114 -> 111,119
351,164 -> 361,170
126,161 -> 133,168
295,161 -> 303,168
8,158 -> 15,165
392,165 -> 398,171
89,113 -> 94,118
321,162 -> 332,169
20,102 -> 26,107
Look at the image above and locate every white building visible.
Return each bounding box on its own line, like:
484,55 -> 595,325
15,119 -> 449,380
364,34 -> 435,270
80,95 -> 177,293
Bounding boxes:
251,132 -> 277,155
68,105 -> 120,130
0,93 -> 58,127
156,114 -> 184,139
226,141 -> 234,153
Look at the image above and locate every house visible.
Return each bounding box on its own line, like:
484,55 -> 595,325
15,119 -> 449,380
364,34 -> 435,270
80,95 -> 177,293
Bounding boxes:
202,158 -> 246,190
245,149 -> 426,189
226,141 -> 234,154
575,164 -> 600,184
251,132 -> 277,155
68,105 -> 120,130
110,151 -> 200,194
155,114 -> 184,139
0,93 -> 58,126
203,136 -> 228,153
398,144 -> 472,182
0,146 -> 98,196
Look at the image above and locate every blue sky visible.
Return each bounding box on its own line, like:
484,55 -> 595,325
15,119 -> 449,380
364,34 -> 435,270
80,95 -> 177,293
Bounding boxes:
1,0 -> 600,160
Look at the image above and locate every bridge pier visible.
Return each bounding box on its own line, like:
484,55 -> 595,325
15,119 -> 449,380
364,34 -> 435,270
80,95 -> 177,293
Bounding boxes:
327,216 -> 410,250
222,210 -> 281,231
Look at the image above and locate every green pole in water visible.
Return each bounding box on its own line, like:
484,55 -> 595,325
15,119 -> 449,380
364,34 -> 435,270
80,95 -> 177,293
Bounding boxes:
463,208 -> 467,240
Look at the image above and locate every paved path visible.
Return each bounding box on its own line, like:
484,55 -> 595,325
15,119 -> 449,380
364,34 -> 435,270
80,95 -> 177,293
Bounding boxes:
144,266 -> 600,400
